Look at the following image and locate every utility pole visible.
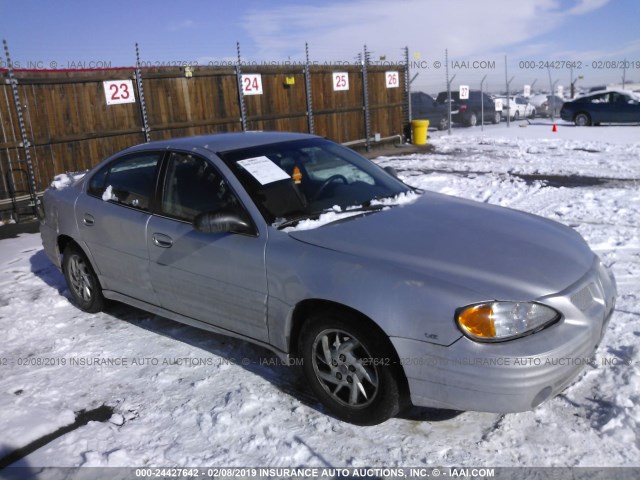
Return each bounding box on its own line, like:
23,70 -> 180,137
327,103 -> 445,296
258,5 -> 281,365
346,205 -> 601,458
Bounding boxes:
445,49 -> 454,135
480,74 -> 487,132
505,56 -> 513,127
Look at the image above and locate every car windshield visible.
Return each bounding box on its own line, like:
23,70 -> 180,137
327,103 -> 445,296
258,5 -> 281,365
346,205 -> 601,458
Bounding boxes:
219,138 -> 411,227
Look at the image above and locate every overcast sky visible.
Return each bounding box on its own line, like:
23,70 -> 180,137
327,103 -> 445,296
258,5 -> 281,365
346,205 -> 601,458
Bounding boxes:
1,0 -> 639,93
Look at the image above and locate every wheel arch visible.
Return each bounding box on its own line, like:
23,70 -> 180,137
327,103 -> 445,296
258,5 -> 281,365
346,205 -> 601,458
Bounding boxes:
574,111 -> 592,125
57,234 -> 79,258
57,235 -> 103,279
287,298 -> 410,396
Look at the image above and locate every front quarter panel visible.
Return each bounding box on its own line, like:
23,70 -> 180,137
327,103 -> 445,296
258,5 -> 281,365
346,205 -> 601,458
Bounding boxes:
265,229 -> 485,352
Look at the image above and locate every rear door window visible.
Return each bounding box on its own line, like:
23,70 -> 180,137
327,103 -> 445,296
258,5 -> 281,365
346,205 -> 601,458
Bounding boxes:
88,152 -> 162,211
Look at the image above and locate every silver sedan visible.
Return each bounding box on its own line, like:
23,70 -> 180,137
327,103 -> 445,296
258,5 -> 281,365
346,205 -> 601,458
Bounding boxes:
40,132 -> 617,425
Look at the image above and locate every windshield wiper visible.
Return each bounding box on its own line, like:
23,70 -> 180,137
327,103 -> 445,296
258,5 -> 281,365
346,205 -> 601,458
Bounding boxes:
275,204 -> 389,230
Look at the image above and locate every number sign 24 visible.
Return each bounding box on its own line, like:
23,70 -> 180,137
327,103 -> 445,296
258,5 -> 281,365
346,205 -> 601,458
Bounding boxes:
242,74 -> 264,95
103,80 -> 136,105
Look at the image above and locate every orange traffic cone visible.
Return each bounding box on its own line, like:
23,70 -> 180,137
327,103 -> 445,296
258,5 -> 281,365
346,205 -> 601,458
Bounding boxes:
552,124 -> 557,132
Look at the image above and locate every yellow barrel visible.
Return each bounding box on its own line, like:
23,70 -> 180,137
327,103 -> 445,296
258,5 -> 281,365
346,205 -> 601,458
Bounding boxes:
411,119 -> 430,145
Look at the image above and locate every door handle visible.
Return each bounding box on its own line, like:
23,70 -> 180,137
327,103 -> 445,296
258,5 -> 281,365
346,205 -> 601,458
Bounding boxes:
83,214 -> 95,226
152,233 -> 173,248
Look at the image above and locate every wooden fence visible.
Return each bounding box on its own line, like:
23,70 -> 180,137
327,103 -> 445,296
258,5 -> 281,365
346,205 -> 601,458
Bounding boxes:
0,64 -> 408,209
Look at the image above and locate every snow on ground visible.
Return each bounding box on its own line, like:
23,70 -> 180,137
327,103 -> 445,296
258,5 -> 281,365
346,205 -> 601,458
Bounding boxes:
0,123 -> 639,471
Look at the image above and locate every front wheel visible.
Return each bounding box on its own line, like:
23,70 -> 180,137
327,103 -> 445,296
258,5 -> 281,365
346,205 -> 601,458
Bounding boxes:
574,112 -> 591,126
438,117 -> 449,130
299,313 -> 402,425
62,244 -> 105,313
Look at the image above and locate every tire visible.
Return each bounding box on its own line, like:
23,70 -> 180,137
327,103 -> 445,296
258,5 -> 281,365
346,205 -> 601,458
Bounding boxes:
574,112 -> 591,126
467,112 -> 478,127
299,313 -> 402,425
529,109 -> 536,119
492,111 -> 501,124
438,117 -> 449,130
514,111 -> 520,121
62,244 -> 105,313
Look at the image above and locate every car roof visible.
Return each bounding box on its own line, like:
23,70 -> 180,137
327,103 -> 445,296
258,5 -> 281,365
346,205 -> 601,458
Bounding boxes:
575,89 -> 640,100
125,131 -> 319,155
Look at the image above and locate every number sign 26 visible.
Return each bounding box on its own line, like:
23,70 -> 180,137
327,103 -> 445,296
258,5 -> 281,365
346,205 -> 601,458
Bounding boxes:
103,80 -> 136,105
242,74 -> 264,95
332,72 -> 349,91
385,71 -> 399,88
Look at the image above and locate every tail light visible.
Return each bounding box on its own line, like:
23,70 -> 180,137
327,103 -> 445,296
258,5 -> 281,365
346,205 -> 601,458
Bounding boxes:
459,104 -> 467,112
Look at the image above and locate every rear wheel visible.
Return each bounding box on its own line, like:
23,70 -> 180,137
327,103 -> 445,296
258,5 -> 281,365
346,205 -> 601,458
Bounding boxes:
62,244 -> 104,313
574,112 -> 591,126
467,112 -> 478,127
299,313 -> 402,425
514,111 -> 520,121
492,111 -> 501,124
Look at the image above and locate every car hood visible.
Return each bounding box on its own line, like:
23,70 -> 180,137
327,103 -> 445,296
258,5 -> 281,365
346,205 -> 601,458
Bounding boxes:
288,192 -> 594,300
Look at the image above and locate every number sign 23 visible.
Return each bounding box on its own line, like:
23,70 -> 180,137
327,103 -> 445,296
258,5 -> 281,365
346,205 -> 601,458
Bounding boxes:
103,80 -> 136,105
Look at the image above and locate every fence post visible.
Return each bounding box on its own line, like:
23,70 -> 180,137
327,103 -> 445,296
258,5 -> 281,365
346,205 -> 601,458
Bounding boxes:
135,43 -> 151,142
403,46 -> 411,141
235,42 -> 248,132
2,39 -> 38,215
304,42 -> 315,134
362,45 -> 371,151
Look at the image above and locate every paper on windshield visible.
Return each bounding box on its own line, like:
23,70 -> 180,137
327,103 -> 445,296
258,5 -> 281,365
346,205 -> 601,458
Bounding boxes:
237,156 -> 290,185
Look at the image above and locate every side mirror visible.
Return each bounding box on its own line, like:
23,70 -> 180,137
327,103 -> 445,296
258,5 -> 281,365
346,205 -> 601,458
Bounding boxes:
193,207 -> 255,235
384,166 -> 399,179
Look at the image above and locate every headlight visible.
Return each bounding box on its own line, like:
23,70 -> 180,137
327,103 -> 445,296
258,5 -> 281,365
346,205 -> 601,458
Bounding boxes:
456,301 -> 560,342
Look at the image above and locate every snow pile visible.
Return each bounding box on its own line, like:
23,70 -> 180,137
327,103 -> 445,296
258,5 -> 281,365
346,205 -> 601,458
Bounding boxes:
50,172 -> 86,189
282,191 -> 421,232
369,190 -> 421,207
282,208 -> 365,231
102,185 -> 117,202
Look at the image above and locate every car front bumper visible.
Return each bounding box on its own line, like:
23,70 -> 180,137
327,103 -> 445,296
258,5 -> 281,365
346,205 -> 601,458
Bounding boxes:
391,257 -> 617,413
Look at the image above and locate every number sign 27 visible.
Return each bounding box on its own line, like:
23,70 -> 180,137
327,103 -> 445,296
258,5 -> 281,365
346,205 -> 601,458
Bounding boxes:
103,80 -> 136,105
242,74 -> 264,95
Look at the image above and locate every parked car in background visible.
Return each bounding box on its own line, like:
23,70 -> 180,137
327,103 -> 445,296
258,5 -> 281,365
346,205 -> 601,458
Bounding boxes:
436,90 -> 501,126
496,96 -> 536,120
560,89 -> 640,126
529,94 -> 564,118
411,91 -> 450,130
40,132 -> 617,425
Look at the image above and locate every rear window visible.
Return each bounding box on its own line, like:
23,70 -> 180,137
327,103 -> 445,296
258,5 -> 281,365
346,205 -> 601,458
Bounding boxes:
88,152 -> 161,211
436,91 -> 460,103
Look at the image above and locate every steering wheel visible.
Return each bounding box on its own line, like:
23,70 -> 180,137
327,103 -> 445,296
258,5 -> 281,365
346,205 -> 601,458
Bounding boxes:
312,174 -> 348,201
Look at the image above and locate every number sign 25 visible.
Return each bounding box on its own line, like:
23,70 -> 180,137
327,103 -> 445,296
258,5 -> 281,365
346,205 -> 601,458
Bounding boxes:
385,71 -> 399,88
332,72 -> 349,91
242,74 -> 264,95
103,80 -> 136,105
